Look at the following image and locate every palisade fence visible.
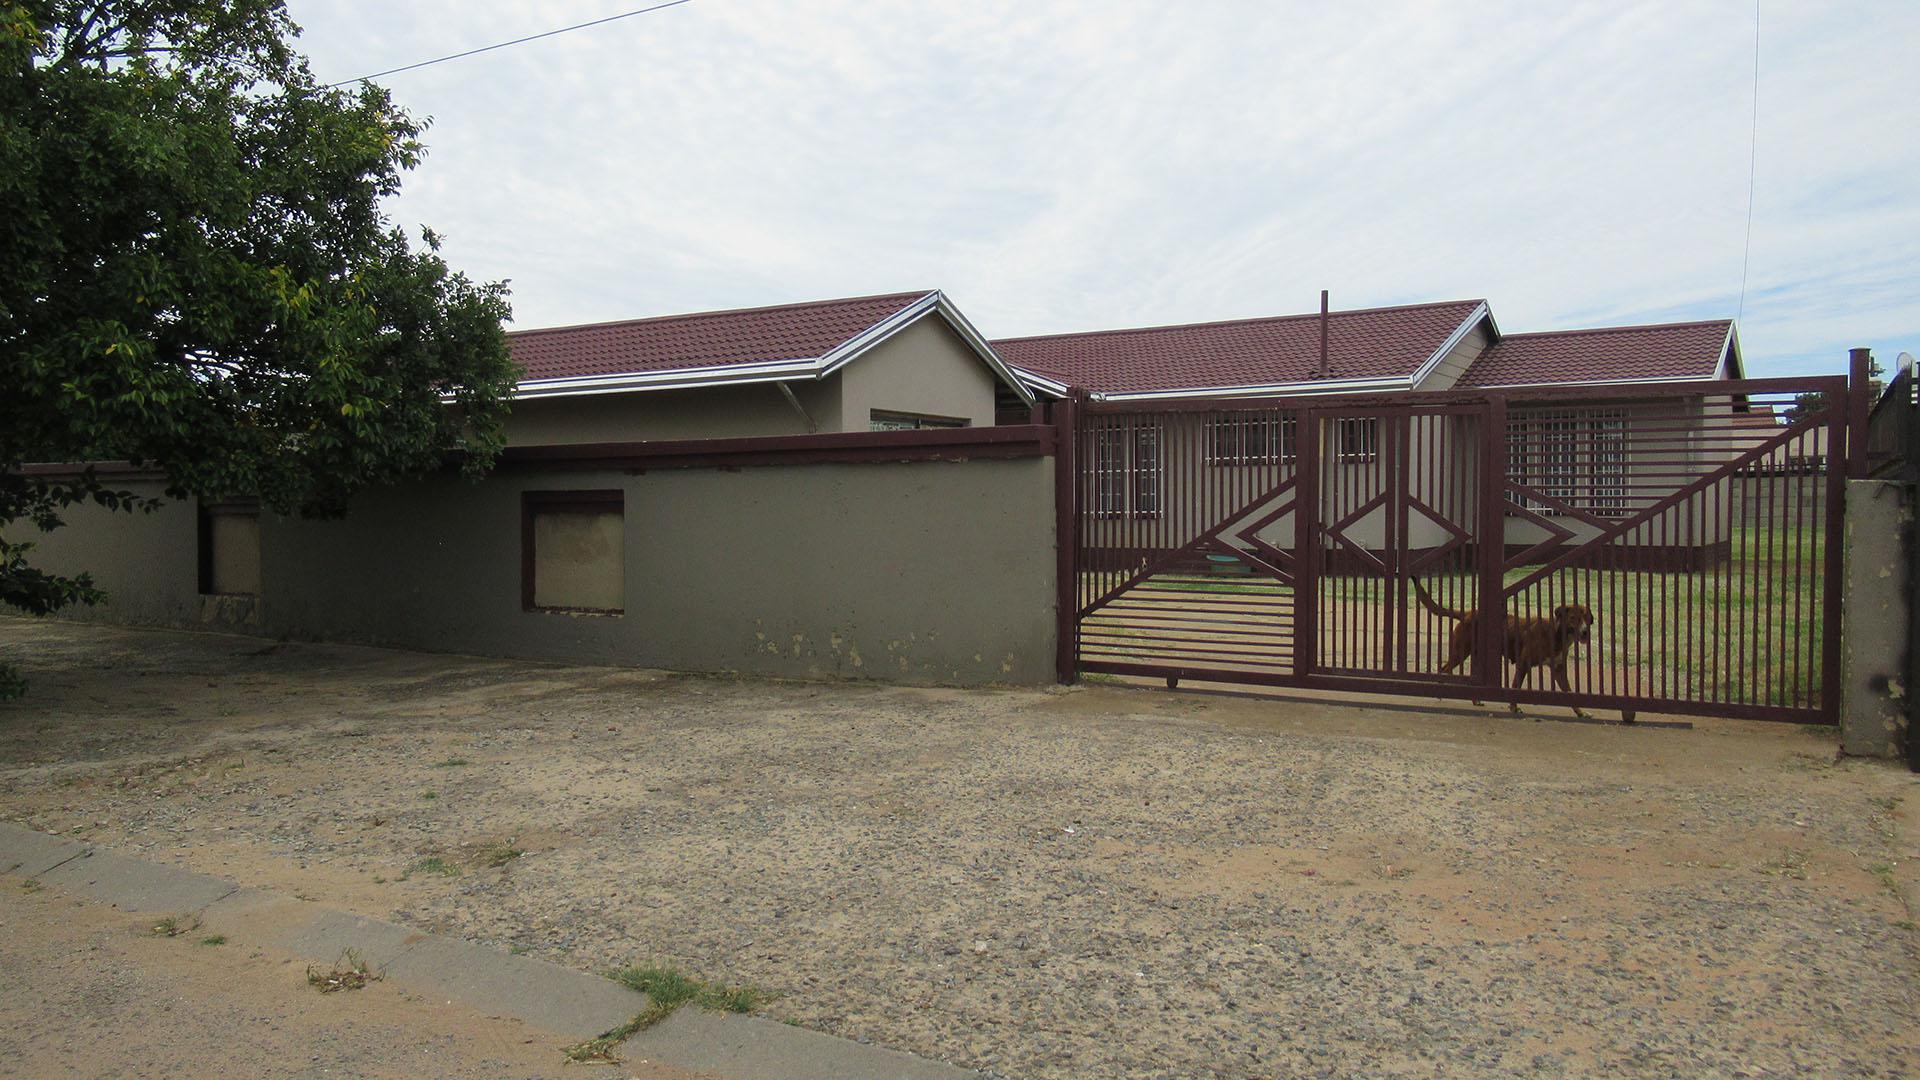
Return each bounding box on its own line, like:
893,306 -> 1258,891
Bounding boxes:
1053,354 -> 1877,725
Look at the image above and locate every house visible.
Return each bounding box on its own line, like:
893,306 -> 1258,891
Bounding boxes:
991,299 -> 1739,399
990,300 -> 1746,570
22,287 -> 1770,689
499,289 -> 1035,443
494,295 -> 1750,567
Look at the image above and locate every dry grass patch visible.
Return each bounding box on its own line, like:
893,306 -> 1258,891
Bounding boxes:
306,949 -> 378,993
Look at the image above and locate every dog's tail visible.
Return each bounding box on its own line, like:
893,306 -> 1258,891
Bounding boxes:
1412,578 -> 1470,622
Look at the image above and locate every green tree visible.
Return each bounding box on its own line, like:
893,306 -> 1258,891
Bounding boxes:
1,1 -> 518,695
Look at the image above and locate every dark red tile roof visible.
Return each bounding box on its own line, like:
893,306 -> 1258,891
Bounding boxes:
508,291 -> 932,382
1457,320 -> 1733,388
989,300 -> 1487,394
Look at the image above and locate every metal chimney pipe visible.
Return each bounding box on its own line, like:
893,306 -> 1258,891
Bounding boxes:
1318,289 -> 1329,378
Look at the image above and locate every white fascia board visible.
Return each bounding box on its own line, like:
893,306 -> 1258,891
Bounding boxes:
1471,373 -> 1721,391
933,292 -> 1037,406
1409,302 -> 1492,388
814,291 -> 942,378
1006,368 -> 1404,402
1098,376 -> 1410,402
816,291 -> 1037,407
1008,366 -> 1070,398
510,357 -> 819,399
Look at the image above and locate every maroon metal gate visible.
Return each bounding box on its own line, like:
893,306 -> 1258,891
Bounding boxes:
1058,370 -> 1865,723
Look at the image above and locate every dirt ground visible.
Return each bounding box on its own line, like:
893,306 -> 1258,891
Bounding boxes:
0,871 -> 710,1080
3,618 -> 1917,1079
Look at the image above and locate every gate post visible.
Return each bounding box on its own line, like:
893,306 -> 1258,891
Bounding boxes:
1295,404 -> 1320,678
1054,389 -> 1084,684
1475,394 -> 1508,697
1847,347 -> 1874,479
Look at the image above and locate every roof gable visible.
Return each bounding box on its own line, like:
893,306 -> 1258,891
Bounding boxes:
505,291 -> 1033,405
1458,320 -> 1735,388
509,291 -> 931,384
991,299 -> 1488,397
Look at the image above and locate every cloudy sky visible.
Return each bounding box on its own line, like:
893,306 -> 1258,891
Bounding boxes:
288,1 -> 1917,378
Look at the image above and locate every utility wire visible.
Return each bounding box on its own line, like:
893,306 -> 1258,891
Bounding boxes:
325,0 -> 696,88
1735,0 -> 1760,323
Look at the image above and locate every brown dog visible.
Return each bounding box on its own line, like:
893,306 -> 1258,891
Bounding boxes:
1413,580 -> 1595,718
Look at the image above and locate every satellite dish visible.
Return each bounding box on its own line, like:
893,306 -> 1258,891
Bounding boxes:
1898,351 -> 1916,375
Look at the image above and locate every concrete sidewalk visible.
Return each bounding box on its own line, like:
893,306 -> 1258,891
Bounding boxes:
0,821 -> 973,1080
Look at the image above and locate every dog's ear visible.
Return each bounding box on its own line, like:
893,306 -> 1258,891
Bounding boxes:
1552,605 -> 1575,625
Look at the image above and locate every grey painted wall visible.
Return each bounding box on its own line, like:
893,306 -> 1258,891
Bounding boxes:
23,483 -> 262,633
837,315 -> 998,429
29,458 -> 1059,687
1840,479 -> 1909,757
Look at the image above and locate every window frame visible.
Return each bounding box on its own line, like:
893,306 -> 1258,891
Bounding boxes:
1335,417 -> 1379,464
1506,408 -> 1632,517
197,499 -> 262,597
1090,421 -> 1162,519
520,489 -> 626,614
868,409 -> 969,432
1204,413 -> 1297,466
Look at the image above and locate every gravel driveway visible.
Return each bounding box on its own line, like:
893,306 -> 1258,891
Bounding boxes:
3,618 -> 1916,1078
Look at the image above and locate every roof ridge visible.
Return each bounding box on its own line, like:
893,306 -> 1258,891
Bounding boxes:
507,290 -> 934,339
989,299 -> 1487,345
1500,318 -> 1732,340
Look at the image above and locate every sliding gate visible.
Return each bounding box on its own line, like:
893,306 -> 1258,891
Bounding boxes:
1063,375 -> 1858,723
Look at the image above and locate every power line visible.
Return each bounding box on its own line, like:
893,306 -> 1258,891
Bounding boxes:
325,0 -> 697,88
1736,0 -> 1760,323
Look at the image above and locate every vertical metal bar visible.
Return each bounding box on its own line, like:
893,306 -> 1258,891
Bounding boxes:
1634,500 -> 1647,703
1746,433 -> 1760,707
1477,396 -> 1507,697
1335,417 -> 1347,669
1763,439 -> 1778,706
1054,390 -> 1080,684
1791,424 -> 1806,708
1751,428 -> 1758,707
1377,415 -> 1386,671
1191,411 -> 1201,575
1398,412 -> 1414,673
1296,405 -> 1320,679
1653,501 -> 1667,702
1152,412 -> 1162,582
1821,383 -> 1846,723
1335,418 -> 1348,670
1668,499 -> 1681,703
1358,419 -> 1368,668
1603,454 -> 1617,700
1720,435 -> 1738,705
1687,445 -> 1702,701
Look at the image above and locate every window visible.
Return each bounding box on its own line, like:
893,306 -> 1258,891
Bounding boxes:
521,490 -> 625,613
197,501 -> 261,596
1336,417 -> 1379,463
1507,409 -> 1630,516
1132,424 -> 1160,516
1205,413 -> 1296,465
870,410 -> 968,432
1092,422 -> 1160,518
